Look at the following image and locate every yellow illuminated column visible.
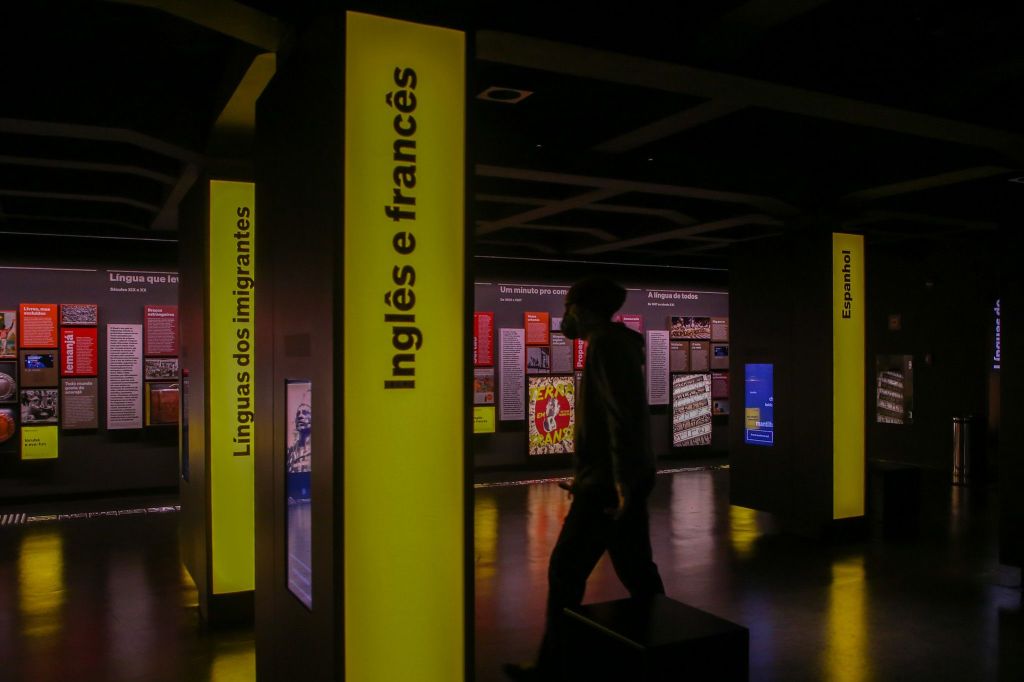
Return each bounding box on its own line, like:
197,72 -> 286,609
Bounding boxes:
833,233 -> 865,519
344,11 -> 466,682
209,179 -> 256,594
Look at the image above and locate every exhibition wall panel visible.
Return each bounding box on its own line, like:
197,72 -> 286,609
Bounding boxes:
472,259 -> 729,469
0,246 -> 178,501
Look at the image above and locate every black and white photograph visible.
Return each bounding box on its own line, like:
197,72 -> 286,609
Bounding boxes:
60,303 -> 98,326
144,357 -> 179,381
525,345 -> 551,374
20,389 -> 59,424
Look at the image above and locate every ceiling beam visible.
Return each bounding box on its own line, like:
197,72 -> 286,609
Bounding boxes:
151,163 -> 199,230
842,166 -> 1013,203
574,213 -> 782,255
0,189 -> 160,214
0,155 -> 177,185
845,210 -> 998,232
0,118 -> 198,163
594,99 -> 746,153
475,221 -> 619,242
476,193 -> 699,226
477,31 -> 1024,162
476,187 -> 623,236
105,0 -> 284,51
477,164 -> 799,217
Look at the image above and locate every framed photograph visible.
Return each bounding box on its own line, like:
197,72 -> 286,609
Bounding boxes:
669,316 -> 711,340
60,303 -> 98,326
285,379 -> 313,609
0,361 -> 17,402
526,345 -> 551,374
527,374 -> 575,456
20,388 -> 59,424
671,373 -> 712,447
0,310 -> 17,358
144,357 -> 180,381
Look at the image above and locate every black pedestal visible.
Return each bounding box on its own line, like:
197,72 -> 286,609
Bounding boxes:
868,460 -> 922,538
562,595 -> 748,681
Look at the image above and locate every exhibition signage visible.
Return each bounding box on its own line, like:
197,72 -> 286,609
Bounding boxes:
62,378 -> 99,429
61,327 -> 98,377
646,330 -> 670,406
19,304 -> 58,348
474,312 -> 494,366
343,12 -> 465,682
21,425 -> 58,460
208,179 -> 256,595
499,328 -> 526,421
744,363 -> 774,445
144,305 -> 178,357
106,324 -> 143,430
524,312 -> 550,345
832,232 -> 864,519
473,405 -> 495,434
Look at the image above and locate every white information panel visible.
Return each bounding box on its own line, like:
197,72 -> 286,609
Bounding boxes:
106,324 -> 143,429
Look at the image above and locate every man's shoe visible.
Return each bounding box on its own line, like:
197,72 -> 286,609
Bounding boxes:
501,662 -> 548,681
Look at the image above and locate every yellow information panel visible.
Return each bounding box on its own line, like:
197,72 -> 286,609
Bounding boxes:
208,179 -> 255,594
473,406 -> 495,434
833,233 -> 865,519
21,426 -> 58,460
344,12 -> 465,682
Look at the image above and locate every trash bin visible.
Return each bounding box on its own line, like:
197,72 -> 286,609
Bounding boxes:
952,416 -> 972,486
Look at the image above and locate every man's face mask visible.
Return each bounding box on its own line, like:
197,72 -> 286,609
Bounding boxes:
560,305 -> 581,339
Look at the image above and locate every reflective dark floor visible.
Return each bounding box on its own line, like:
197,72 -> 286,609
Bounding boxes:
0,470 -> 1020,681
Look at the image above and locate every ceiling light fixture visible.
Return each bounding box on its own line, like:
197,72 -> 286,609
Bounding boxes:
476,86 -> 533,104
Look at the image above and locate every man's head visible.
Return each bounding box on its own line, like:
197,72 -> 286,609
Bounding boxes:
561,277 -> 626,339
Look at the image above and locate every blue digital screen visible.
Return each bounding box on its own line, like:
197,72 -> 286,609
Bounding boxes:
744,363 -> 774,446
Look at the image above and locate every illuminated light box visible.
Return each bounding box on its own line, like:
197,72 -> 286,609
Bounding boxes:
527,374 -> 575,455
744,363 -> 774,446
671,373 -> 712,447
876,355 -> 913,424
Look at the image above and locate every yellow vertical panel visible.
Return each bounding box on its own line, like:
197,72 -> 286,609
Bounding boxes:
209,179 -> 256,593
344,12 -> 465,682
833,233 -> 865,519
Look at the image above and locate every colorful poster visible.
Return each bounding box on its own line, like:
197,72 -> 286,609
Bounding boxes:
144,357 -> 179,380
19,304 -> 58,348
145,382 -> 180,426
527,374 -> 575,455
524,312 -> 551,345
20,388 -> 58,424
474,312 -> 494,366
144,305 -> 179,357
526,346 -> 551,374
0,361 -> 17,402
20,350 -> 58,387
21,425 -> 58,460
106,324 -> 143,430
60,303 -> 98,326
646,330 -> 670,406
62,378 -> 99,430
499,328 -> 526,421
744,363 -> 774,446
473,406 -> 495,434
0,310 -> 17,358
473,368 -> 495,405
61,327 -> 98,376
669,316 -> 711,340
672,373 -> 712,447
876,355 -> 914,425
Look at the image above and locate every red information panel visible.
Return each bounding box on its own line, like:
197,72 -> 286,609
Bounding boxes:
19,304 -> 58,348
61,327 -> 98,377
711,371 -> 730,399
474,312 -> 494,366
574,339 -> 588,370
524,312 -> 550,346
615,313 -> 644,333
144,305 -> 178,357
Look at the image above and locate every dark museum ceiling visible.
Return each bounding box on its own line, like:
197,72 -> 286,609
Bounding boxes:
1,0 -> 1021,267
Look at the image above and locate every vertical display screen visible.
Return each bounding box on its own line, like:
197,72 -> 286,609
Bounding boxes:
744,363 -> 774,446
285,380 -> 312,609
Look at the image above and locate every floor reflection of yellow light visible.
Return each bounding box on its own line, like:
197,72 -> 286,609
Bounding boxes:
210,646 -> 256,682
474,496 -> 498,584
729,506 -> 758,560
18,529 -> 65,641
826,556 -> 870,682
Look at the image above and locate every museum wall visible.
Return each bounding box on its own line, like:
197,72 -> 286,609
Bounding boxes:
471,257 -> 729,469
0,235 -> 179,501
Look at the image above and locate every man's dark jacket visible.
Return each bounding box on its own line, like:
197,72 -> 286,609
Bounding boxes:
573,321 -> 655,501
